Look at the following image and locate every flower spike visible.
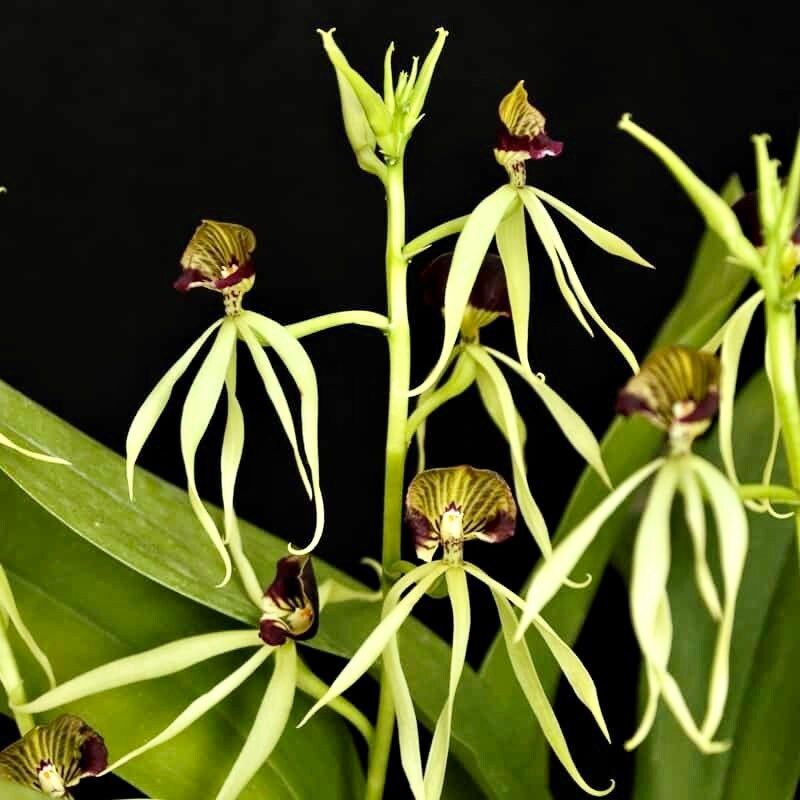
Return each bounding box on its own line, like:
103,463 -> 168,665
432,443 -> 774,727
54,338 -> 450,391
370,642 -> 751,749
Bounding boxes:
0,715 -> 107,798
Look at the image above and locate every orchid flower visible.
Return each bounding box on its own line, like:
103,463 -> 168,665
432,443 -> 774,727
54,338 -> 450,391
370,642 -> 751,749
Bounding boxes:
298,465 -> 614,799
407,251 -> 610,559
0,565 -> 56,735
517,346 -> 749,753
0,714 -> 107,797
409,81 -> 653,398
14,555 -> 378,800
619,118 -> 800,518
126,219 -> 325,588
318,28 -> 449,177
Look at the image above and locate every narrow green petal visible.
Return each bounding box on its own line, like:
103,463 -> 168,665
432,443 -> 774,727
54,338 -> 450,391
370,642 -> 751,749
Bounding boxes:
180,319 -> 237,587
493,589 -> 614,797
624,594 -> 672,750
297,563 -> 447,727
215,644 -> 297,800
126,318 -> 223,499
0,433 -> 69,465
715,292 -> 765,488
486,347 -> 612,488
424,569 -> 470,800
519,187 -> 593,336
411,185 -> 516,397
679,470 -> 722,620
517,459 -> 664,638
618,115 -> 761,269
221,350 -> 263,609
241,312 -> 324,555
495,199 -> 533,375
531,613 -> 611,743
405,350 -> 476,445
701,290 -> 764,354
317,29 -> 391,136
471,350 -> 551,556
403,216 -> 470,260
0,566 -> 55,689
296,657 -> 374,744
284,310 -> 389,339
102,646 -> 272,775
690,457 -> 748,742
531,187 -> 654,268
317,559 -> 382,610
15,629 -> 261,714
405,28 -> 449,124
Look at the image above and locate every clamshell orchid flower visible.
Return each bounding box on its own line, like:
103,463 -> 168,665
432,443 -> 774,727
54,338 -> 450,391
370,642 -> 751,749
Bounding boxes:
0,714 -> 107,797
126,219 -> 324,587
409,81 -> 653,398
516,346 -> 749,753
298,466 -> 614,799
13,555 -> 377,800
408,252 -> 610,558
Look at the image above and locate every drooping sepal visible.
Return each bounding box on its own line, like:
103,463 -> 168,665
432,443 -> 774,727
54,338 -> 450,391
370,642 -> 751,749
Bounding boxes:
616,345 -> 721,451
406,466 -> 516,563
260,556 -> 320,646
421,251 -> 511,338
0,715 -> 107,797
174,220 -> 257,306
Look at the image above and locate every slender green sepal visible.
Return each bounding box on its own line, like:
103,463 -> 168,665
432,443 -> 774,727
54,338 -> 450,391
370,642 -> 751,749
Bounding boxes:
519,188 -> 593,336
625,593 -> 671,750
531,187 -> 653,268
618,115 -> 761,269
16,629 -> 262,714
468,347 -> 551,555
679,470 -> 723,620
492,588 -> 614,796
486,347 -> 612,488
472,354 -> 551,556
495,199 -> 533,375
221,350 -> 263,608
317,29 -> 392,137
215,643 -> 297,800
517,458 -> 665,638
405,28 -> 449,126
242,311 -> 324,554
524,193 -> 639,372
690,456 -> 748,741
411,185 -> 516,397
383,42 -> 396,113
298,562 -> 448,727
100,646 -> 273,775
702,290 -> 764,354
0,433 -> 69,465
403,216 -> 470,260
423,568 -> 470,800
296,657 -> 374,744
180,319 -> 237,586
126,318 -> 223,498
0,566 -> 55,690
317,558 -> 383,610
737,483 -> 800,505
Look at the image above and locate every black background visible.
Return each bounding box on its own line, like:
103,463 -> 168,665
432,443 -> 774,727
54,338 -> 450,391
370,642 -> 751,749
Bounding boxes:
0,1 -> 798,798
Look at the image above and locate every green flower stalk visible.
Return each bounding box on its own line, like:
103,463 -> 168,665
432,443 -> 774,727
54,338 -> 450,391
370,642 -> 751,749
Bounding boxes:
516,346 -> 748,753
0,714 -> 107,797
410,81 -> 653,398
298,466 -> 613,799
408,252 -> 610,559
126,220 -> 325,588
619,116 -> 800,550
13,556 -> 377,800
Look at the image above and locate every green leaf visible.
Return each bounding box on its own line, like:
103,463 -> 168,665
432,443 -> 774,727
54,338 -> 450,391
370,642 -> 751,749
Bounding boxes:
632,369 -> 800,800
0,781 -> 55,800
0,378 -> 537,799
479,175 -> 753,796
0,471 -> 364,800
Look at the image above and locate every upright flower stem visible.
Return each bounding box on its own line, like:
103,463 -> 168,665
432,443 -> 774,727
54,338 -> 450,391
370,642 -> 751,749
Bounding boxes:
0,627 -> 34,734
764,299 -> 800,558
365,160 -> 411,800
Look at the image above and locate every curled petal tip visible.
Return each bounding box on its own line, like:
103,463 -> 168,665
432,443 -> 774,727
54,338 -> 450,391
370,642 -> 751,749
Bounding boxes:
618,112 -> 634,128
565,572 -> 593,590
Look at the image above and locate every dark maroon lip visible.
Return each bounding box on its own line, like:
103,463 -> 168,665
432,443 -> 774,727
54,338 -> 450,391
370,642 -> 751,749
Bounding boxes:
495,127 -> 564,160
173,259 -> 255,293
421,251 -> 511,315
732,190 -> 800,248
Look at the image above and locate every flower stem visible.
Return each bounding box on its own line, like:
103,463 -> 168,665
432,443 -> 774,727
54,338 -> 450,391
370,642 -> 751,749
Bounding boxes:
764,300 -> 800,558
365,160 -> 410,800
0,626 -> 34,734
